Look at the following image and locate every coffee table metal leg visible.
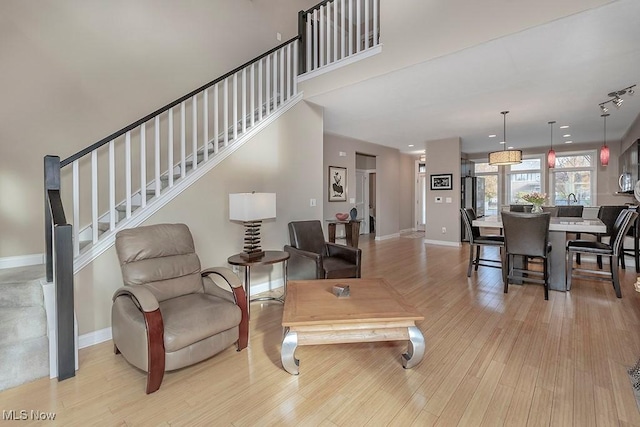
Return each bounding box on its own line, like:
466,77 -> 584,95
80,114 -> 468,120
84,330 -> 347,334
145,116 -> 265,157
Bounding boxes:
402,326 -> 425,369
281,328 -> 299,375
244,266 -> 251,318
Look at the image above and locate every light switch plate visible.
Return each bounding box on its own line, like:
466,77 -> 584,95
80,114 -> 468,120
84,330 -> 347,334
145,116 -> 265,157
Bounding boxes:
350,198 -> 356,204
446,197 -> 452,203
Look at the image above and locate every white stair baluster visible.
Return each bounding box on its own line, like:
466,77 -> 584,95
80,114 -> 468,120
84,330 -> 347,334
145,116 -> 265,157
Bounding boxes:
203,88 -> 209,162
357,0 -> 361,52
242,68 -> 247,134
313,9 -> 319,70
250,64 -> 255,127
293,41 -> 298,94
373,0 -> 378,47
272,52 -> 277,109
259,60 -> 263,121
192,95 -> 198,170
125,131 -> 132,218
168,107 -> 174,187
333,0 -> 338,62
109,141 -> 115,230
72,160 -> 80,256
266,55 -> 271,115
213,84 -> 219,154
349,0 -> 353,56
341,0 -> 346,60
365,0 -> 370,49
286,44 -> 291,99
140,123 -> 146,208
306,11 -> 312,72
91,151 -> 98,242
279,48 -> 284,107
154,116 -> 160,197
320,5 -> 325,67
233,73 -> 238,141
224,78 -> 229,147
180,101 -> 186,178
326,2 -> 332,64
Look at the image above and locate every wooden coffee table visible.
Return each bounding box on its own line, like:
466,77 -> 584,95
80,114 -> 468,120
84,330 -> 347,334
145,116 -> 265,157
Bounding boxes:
281,278 -> 425,375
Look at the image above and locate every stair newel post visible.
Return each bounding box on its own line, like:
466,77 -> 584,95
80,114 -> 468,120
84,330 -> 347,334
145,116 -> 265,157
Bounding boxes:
44,155 -> 61,283
298,10 -> 306,75
54,219 -> 75,381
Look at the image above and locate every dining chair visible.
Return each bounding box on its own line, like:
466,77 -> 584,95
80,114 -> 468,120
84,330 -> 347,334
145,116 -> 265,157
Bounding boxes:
501,212 -> 552,300
621,206 -> 640,273
566,209 -> 638,298
556,205 -> 584,263
581,205 -> 628,270
460,208 -> 504,277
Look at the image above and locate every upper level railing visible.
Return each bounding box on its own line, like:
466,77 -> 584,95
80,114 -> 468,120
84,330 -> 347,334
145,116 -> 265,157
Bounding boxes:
298,0 -> 380,75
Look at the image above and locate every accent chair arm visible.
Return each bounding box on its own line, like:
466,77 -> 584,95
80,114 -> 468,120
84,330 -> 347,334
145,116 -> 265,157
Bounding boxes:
112,286 -> 159,312
201,267 -> 248,351
326,242 -> 361,263
284,245 -> 324,280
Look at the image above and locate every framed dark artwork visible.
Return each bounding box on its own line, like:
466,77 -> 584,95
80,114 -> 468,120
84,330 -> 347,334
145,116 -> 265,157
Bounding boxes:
430,173 -> 453,190
328,166 -> 347,202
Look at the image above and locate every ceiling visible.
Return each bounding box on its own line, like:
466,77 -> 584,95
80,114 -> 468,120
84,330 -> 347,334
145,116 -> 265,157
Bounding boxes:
306,0 -> 640,157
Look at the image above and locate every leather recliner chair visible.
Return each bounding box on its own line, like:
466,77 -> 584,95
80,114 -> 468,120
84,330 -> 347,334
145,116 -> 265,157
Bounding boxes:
284,220 -> 361,280
112,223 -> 248,394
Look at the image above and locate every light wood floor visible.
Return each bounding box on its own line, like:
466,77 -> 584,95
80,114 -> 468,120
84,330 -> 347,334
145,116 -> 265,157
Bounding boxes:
3,234 -> 640,426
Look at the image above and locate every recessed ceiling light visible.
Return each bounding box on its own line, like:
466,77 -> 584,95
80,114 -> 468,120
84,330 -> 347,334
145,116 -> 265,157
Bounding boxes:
500,141 -> 506,144
489,134 -> 497,138
560,125 -> 569,129
563,134 -> 571,138
507,146 -> 514,149
408,144 -> 414,147
565,140 -> 573,144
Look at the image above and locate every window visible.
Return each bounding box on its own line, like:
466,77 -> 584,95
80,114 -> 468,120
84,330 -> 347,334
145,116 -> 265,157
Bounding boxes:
474,161 -> 499,216
507,156 -> 543,204
550,151 -> 596,206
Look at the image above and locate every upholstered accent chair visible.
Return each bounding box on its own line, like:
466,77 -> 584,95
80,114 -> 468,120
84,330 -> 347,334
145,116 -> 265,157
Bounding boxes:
112,223 -> 248,394
284,220 -> 361,280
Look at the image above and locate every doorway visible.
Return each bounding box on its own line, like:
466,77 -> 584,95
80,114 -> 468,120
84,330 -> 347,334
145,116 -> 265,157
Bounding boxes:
356,153 -> 376,235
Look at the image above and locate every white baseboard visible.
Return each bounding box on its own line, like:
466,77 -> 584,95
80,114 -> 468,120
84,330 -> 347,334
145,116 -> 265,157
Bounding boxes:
0,253 -> 45,269
424,239 -> 462,247
375,232 -> 401,241
399,228 -> 416,234
79,327 -> 113,349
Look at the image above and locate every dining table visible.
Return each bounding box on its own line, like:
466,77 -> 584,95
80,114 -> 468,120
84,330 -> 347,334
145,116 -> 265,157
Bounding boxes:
472,215 -> 606,291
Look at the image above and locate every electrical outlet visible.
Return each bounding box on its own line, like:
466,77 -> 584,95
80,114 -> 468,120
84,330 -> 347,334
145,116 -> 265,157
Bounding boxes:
276,32 -> 282,41
435,197 -> 443,203
441,227 -> 447,234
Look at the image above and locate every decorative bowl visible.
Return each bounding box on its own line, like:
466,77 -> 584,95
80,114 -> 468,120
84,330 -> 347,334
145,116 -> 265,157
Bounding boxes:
335,213 -> 349,221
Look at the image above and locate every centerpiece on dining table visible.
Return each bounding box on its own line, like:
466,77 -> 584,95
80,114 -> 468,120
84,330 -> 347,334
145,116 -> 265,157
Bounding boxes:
520,192 -> 547,213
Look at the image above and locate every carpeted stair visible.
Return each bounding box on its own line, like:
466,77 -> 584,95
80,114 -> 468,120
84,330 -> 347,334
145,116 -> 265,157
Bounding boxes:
0,266 -> 49,391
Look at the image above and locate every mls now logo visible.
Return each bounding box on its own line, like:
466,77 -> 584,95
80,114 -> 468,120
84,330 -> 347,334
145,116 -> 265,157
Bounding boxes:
3,410 -> 56,421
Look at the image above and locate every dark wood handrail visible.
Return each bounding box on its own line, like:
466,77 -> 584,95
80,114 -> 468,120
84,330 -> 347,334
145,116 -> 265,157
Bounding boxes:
304,0 -> 335,14
60,35 -> 301,168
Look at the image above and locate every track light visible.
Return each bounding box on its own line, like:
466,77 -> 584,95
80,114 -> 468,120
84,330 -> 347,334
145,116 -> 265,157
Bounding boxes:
599,84 -> 636,112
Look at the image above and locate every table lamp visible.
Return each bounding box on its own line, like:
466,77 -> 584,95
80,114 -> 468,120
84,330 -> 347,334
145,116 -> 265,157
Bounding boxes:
229,192 -> 276,260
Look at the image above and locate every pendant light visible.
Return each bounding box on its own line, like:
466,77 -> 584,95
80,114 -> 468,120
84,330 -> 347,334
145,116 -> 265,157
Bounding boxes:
547,121 -> 556,168
600,113 -> 610,166
488,111 -> 522,166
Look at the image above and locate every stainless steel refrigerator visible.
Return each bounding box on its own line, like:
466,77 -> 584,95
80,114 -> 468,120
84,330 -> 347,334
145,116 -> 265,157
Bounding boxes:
461,176 -> 485,241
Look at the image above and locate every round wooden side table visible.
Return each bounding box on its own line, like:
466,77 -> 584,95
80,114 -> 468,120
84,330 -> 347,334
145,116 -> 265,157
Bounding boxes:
227,250 -> 290,317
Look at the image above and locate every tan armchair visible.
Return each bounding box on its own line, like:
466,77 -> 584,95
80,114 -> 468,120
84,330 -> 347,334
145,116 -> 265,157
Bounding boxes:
112,223 -> 248,394
284,220 -> 361,280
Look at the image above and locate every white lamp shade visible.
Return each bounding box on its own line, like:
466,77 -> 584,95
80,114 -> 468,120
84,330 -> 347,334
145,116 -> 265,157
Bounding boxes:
229,193 -> 276,221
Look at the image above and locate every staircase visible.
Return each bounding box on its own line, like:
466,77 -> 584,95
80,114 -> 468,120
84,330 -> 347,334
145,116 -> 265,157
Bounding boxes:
0,266 -> 49,392
32,0 -> 381,392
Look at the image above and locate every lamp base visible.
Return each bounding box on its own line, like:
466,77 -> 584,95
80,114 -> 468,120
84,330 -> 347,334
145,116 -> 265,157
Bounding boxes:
240,250 -> 265,261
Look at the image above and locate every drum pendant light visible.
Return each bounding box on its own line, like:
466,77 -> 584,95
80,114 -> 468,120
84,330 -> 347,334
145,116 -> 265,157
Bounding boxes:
488,111 -> 522,166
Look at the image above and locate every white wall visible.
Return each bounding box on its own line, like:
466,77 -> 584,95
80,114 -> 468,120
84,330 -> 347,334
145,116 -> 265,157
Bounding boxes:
0,0 -> 314,258
323,133 -> 410,239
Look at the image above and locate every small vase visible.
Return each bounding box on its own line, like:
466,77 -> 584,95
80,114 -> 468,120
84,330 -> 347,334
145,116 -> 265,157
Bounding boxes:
349,207 -> 358,220
531,204 -> 543,214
